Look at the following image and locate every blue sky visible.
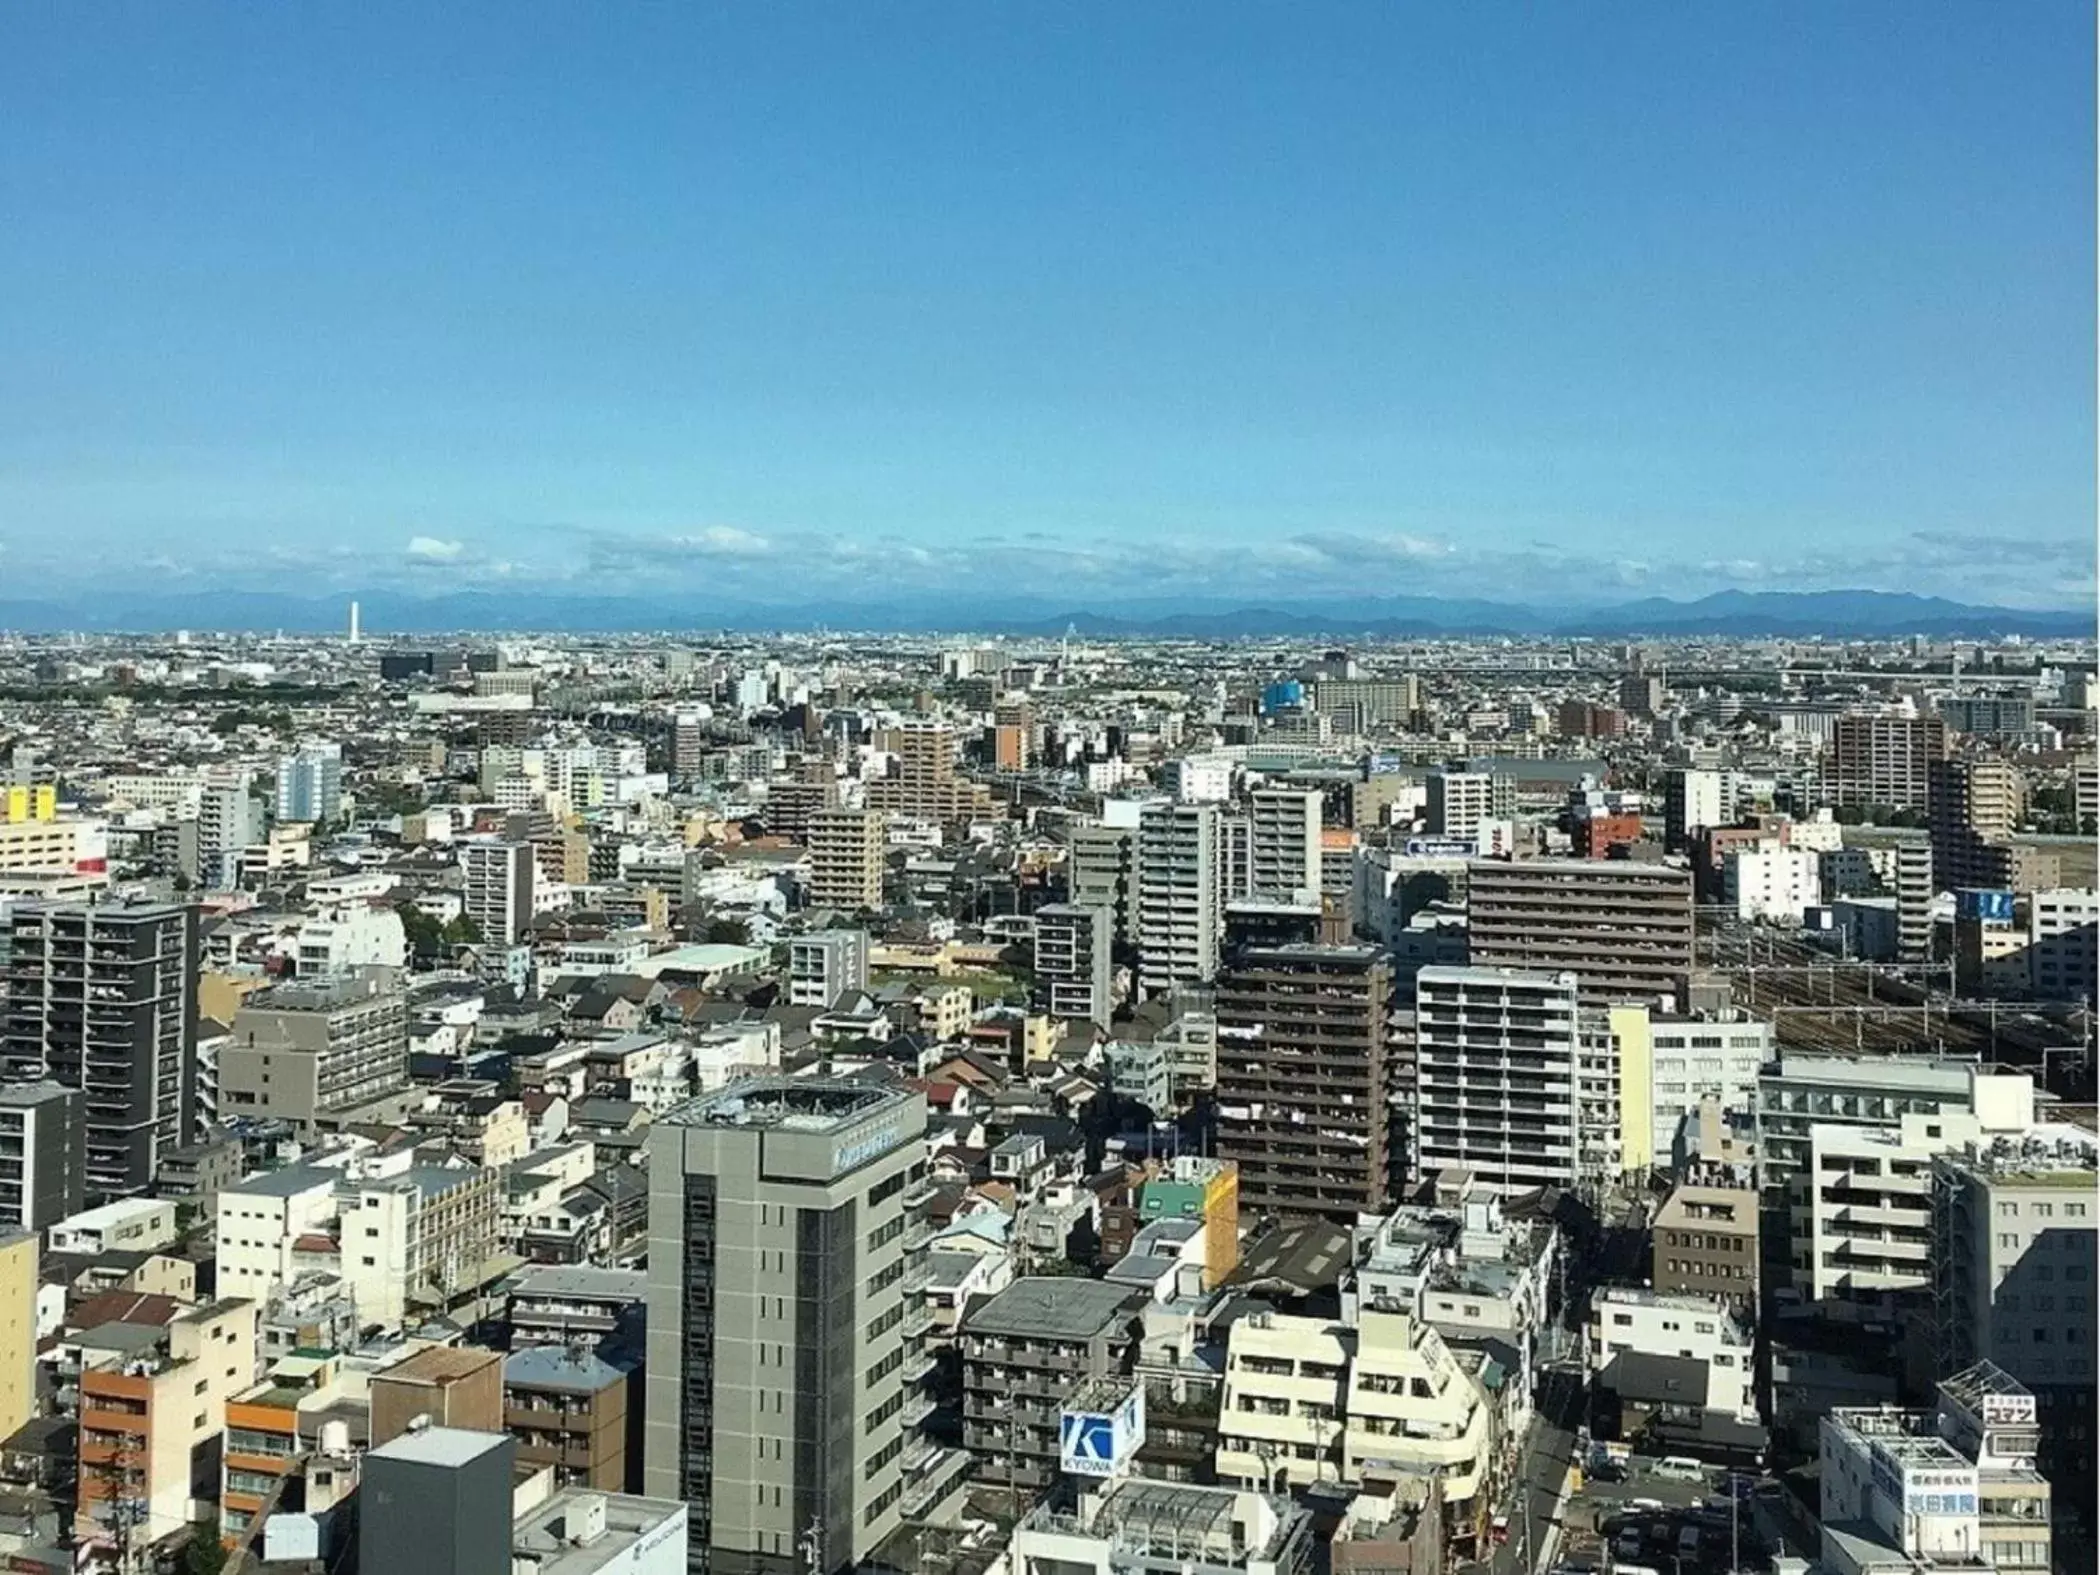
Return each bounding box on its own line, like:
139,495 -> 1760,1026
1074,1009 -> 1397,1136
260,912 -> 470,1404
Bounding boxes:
0,3 -> 2091,608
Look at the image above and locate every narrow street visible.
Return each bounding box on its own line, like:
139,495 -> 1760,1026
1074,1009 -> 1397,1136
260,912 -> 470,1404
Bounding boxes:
1468,1365 -> 1584,1575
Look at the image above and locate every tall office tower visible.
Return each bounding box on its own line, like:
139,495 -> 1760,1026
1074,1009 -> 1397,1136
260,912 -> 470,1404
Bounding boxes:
805,808 -> 886,912
993,698 -> 1036,767
1932,1129 -> 2100,1519
1068,822 -> 1137,941
0,1083 -> 82,1233
1246,788 -> 1322,902
673,713 -> 707,782
0,903 -> 197,1201
1425,771 -> 1513,840
1464,857 -> 1693,1008
1830,712 -> 1948,812
1032,904 -> 1113,1027
1662,767 -> 1728,853
1412,967 -> 1582,1197
1894,842 -> 1935,962
460,840 -> 535,944
1309,675 -> 1418,728
786,929 -> 869,1009
1214,944 -> 1391,1220
763,777 -> 838,843
1134,800 -> 1221,996
644,1081 -> 933,1575
272,743 -> 344,825
1928,756 -> 2025,890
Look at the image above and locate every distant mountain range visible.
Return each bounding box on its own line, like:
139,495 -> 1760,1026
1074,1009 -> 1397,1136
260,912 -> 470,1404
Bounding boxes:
0,586 -> 2087,639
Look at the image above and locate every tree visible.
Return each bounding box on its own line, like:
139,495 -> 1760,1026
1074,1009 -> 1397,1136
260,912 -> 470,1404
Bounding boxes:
443,913 -> 483,945
703,916 -> 751,946
397,902 -> 444,959
184,1522 -> 228,1575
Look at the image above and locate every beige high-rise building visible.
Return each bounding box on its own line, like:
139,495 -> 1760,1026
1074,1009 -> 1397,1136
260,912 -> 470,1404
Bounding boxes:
1929,755 -> 2025,890
0,1235 -> 34,1445
806,807 -> 886,912
1831,713 -> 1948,811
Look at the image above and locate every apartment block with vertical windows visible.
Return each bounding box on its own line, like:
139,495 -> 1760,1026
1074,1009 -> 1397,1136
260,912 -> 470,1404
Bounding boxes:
1463,857 -> 1692,1008
1031,904 -> 1113,1028
1215,945 -> 1391,1221
1412,966 -> 1580,1197
1,901 -> 197,1202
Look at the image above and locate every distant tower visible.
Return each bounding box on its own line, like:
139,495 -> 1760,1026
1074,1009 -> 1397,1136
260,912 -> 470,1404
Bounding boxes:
348,601 -> 362,643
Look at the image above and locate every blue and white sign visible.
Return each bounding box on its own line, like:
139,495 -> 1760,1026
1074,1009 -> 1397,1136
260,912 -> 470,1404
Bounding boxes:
1059,1387 -> 1145,1479
1955,888 -> 2015,923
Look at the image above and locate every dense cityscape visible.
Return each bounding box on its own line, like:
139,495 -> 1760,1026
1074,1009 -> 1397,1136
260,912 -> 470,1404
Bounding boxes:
0,620 -> 2089,1575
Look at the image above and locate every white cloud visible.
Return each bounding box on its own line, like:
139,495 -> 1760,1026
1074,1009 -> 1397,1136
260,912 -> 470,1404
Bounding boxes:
406,536 -> 465,561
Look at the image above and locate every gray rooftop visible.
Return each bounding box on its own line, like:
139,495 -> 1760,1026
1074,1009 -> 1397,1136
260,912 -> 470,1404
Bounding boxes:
223,1164 -> 338,1198
508,1265 -> 647,1301
504,1346 -> 633,1393
963,1276 -> 1142,1342
368,1424 -> 511,1468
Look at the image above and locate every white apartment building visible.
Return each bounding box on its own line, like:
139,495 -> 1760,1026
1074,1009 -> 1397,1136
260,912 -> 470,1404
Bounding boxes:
1795,1076 -> 2037,1311
1647,1014 -> 1773,1162
1587,1287 -> 1756,1421
461,839 -> 536,944
1246,788 -> 1322,903
1413,967 -> 1581,1196
215,1166 -> 342,1305
1159,756 -> 1236,804
1664,768 -> 1729,851
1135,801 -> 1221,995
1213,1309 -> 1493,1511
1755,1057 -> 2016,1191
295,906 -> 407,976
786,928 -> 870,1009
1425,772 -> 1508,841
2029,888 -> 2097,1000
1724,844 -> 1821,923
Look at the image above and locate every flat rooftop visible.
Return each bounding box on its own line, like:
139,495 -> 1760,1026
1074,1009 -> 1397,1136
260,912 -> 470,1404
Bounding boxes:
661,1078 -> 911,1133
513,1489 -> 685,1575
963,1276 -> 1143,1342
368,1423 -> 510,1468
223,1164 -> 338,1198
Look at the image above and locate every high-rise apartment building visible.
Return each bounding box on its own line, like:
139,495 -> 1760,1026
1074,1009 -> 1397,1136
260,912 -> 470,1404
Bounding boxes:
460,840 -> 535,944
1463,858 -> 1693,1007
1,902 -> 196,1201
644,1080 -> 946,1575
273,744 -> 344,825
1662,767 -> 1728,853
785,929 -> 869,1009
1426,771 -> 1513,841
1412,966 -> 1581,1196
673,713 -> 707,782
1894,842 -> 1935,962
1830,713 -> 1948,812
1215,944 -> 1391,1220
805,807 -> 885,912
762,777 -> 838,844
0,1082 -> 81,1233
865,720 -> 998,829
1032,904 -> 1113,1028
1135,801 -> 1222,995
1066,823 -> 1136,943
1246,788 -> 1322,902
1310,676 -> 1418,729
1928,756 -> 2025,891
